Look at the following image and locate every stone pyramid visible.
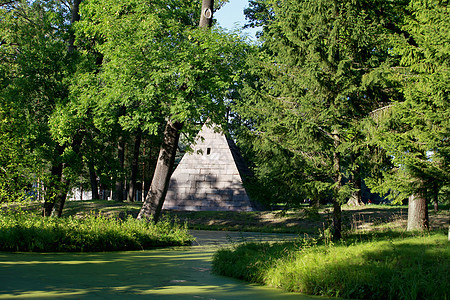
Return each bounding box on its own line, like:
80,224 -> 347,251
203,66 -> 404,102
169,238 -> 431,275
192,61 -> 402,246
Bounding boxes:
163,123 -> 259,211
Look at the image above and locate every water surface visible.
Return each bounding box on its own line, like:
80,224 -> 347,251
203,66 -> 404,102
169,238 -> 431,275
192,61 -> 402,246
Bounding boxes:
0,231 -> 322,299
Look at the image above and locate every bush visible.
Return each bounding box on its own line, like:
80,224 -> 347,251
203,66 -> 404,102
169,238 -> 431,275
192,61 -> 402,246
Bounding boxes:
0,212 -> 193,252
213,234 -> 449,299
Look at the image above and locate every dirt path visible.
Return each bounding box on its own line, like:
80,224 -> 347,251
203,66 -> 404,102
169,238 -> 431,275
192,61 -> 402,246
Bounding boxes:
190,230 -> 302,246
0,231 -> 320,299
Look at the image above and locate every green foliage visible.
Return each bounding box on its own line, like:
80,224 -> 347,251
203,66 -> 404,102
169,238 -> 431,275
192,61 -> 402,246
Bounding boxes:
0,0 -> 81,204
0,103 -> 35,201
367,0 -> 450,202
0,212 -> 192,252
74,0 -> 248,138
213,233 -> 449,299
235,0 -> 399,209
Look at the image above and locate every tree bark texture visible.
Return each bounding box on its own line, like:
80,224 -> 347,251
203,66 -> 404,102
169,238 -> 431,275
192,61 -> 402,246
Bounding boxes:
137,120 -> 183,222
407,193 -> 429,231
127,130 -> 142,202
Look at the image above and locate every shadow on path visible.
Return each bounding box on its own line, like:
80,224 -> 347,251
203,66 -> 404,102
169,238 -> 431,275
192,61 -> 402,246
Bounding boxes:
0,231 -> 322,299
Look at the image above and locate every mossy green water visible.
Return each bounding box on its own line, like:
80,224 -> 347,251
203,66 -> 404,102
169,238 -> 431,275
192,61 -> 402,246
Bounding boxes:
0,232 -> 324,299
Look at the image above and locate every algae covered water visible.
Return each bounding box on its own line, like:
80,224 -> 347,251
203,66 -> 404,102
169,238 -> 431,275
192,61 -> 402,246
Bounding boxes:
0,231 -> 320,299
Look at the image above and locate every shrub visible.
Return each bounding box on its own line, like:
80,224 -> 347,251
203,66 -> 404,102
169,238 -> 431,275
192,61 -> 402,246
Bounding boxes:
0,213 -> 193,252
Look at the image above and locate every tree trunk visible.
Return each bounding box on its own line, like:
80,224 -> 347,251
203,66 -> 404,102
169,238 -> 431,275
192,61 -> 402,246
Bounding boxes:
53,175 -> 70,217
89,164 -> 99,200
347,157 -> 363,206
310,198 -> 320,208
199,0 -> 214,28
138,0 -> 213,222
68,0 -> 81,53
114,135 -> 125,201
53,132 -> 83,217
43,162 -> 63,216
407,193 -> 429,231
332,131 -> 342,240
127,130 -> 142,202
138,120 -> 183,222
433,182 -> 439,212
42,0 -> 82,217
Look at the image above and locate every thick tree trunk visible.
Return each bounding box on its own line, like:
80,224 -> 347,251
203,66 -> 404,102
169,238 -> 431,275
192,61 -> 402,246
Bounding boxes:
138,120 -> 183,222
332,198 -> 342,239
127,130 -> 142,202
89,164 -> 99,200
43,164 -> 70,217
114,136 -> 125,201
407,193 -> 429,231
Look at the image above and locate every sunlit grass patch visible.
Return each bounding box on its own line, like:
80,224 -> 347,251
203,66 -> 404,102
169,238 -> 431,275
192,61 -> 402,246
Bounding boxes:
213,233 -> 449,299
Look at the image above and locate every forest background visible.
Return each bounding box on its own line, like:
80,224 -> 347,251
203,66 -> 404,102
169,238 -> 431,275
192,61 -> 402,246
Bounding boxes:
0,0 -> 448,239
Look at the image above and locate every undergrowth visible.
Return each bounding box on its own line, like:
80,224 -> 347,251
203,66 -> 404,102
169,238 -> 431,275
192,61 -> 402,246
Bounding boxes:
212,232 -> 449,300
0,212 -> 193,252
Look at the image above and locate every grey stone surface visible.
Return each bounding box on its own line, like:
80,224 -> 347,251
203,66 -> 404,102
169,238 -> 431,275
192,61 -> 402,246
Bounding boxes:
163,123 -> 258,211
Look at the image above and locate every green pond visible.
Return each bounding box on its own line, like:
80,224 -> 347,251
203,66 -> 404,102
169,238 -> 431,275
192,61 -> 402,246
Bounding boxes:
0,231 -> 322,299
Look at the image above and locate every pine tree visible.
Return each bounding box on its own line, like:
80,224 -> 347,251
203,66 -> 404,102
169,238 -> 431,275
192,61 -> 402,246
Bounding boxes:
237,0 -> 400,239
369,0 -> 449,230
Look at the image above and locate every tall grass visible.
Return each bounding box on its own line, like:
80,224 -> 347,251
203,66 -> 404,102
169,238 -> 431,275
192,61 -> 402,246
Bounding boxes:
213,233 -> 449,299
0,212 -> 193,252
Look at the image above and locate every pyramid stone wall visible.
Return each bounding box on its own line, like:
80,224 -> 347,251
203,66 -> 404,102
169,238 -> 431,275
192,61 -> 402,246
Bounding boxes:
163,124 -> 257,211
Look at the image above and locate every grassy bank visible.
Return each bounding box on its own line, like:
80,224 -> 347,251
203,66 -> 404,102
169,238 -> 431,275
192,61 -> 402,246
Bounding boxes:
4,200 -> 447,234
212,233 -> 449,299
0,213 -> 193,252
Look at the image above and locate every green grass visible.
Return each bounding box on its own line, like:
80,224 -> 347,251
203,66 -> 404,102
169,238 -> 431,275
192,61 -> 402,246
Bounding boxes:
0,212 -> 193,252
212,232 -> 449,300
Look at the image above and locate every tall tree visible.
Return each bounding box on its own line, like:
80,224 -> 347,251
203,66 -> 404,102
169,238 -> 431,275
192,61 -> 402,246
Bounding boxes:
76,0 -> 248,221
0,0 -> 82,216
369,0 -> 449,231
138,0 -> 215,221
237,0 -> 400,239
